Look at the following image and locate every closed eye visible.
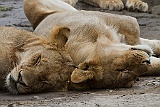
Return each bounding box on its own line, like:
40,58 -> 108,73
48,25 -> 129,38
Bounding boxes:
30,54 -> 42,66
34,55 -> 41,66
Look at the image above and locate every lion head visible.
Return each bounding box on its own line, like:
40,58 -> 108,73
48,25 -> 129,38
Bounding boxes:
3,27 -> 74,94
108,49 -> 150,87
6,46 -> 75,94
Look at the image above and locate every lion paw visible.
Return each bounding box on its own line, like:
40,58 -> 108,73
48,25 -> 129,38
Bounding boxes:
126,0 -> 148,12
71,69 -> 94,83
99,0 -> 124,10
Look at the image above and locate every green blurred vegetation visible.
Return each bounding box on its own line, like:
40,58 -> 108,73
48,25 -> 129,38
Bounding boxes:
0,6 -> 13,11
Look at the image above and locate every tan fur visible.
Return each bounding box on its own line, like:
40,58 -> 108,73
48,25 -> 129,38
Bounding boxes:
126,0 -> 148,12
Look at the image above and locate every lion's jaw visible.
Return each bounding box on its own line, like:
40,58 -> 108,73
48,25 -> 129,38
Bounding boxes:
5,47 -> 73,94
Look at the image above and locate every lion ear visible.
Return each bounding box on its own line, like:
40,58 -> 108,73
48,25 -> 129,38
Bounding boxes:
73,56 -> 103,82
50,26 -> 70,48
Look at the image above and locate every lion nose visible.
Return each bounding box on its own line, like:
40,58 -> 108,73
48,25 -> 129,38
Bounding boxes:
142,60 -> 151,65
18,70 -> 27,87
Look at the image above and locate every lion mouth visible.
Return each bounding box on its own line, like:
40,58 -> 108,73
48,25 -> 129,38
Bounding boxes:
5,72 -> 29,94
17,70 -> 28,87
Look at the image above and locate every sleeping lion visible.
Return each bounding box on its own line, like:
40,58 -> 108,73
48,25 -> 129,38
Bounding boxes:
0,0 -> 158,94
0,26 -> 155,94
0,27 -> 156,94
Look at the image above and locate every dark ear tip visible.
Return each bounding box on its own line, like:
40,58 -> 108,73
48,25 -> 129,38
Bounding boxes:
62,27 -> 70,30
59,26 -> 70,31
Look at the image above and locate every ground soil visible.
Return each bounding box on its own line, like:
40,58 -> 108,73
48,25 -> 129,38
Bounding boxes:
0,0 -> 160,106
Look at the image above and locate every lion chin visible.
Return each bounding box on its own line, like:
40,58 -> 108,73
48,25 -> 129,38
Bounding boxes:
5,73 -> 29,94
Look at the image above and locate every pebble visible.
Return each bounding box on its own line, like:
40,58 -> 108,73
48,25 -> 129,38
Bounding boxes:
33,96 -> 40,99
109,90 -> 113,92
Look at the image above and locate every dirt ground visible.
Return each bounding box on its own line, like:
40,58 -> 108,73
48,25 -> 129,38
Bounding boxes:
0,0 -> 160,106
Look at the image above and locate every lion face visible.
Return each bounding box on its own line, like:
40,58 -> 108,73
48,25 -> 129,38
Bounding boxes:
5,47 -> 73,94
111,49 -> 150,71
105,49 -> 151,88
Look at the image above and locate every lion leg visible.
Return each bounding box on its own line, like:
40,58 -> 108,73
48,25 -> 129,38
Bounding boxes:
80,0 -> 124,10
116,18 -> 139,45
93,11 -> 141,45
126,0 -> 148,12
140,38 -> 160,57
105,15 -> 141,45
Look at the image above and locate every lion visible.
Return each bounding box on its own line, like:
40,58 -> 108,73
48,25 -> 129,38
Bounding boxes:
0,26 -> 156,94
0,27 -> 154,94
